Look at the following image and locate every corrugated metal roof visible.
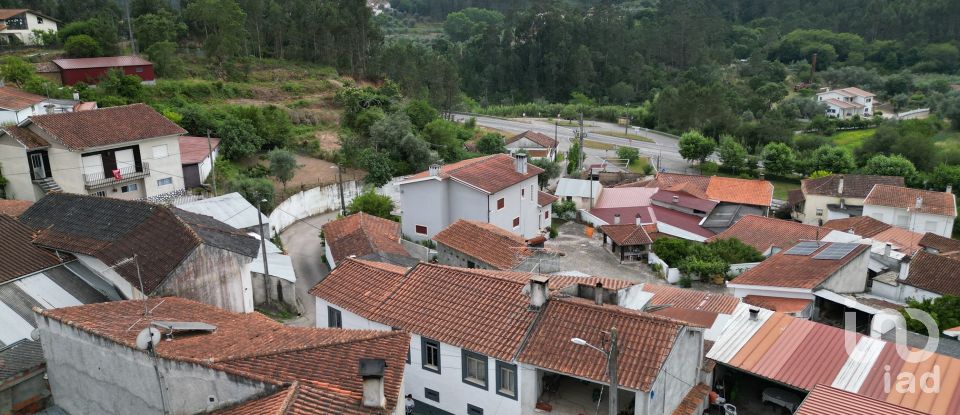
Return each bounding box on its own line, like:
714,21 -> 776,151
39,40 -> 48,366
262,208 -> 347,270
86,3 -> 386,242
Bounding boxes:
797,384 -> 925,415
753,318 -> 816,380
832,336 -> 886,393
249,233 -> 296,283
706,304 -> 774,363
177,193 -> 268,231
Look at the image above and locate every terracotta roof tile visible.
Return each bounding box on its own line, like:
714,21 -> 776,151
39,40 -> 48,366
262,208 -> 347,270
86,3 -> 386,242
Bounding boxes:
0,199 -> 33,217
672,383 -> 711,415
823,216 -> 892,238
215,380 -> 394,415
178,135 -> 220,164
730,242 -> 869,289
0,214 -> 64,284
600,224 -> 653,246
322,213 -> 412,266
650,173 -> 773,207
505,130 -> 557,148
650,206 -> 716,238
28,103 -> 185,150
918,233 -> 960,254
648,307 -> 717,328
517,297 -> 684,391
870,227 -> 925,255
0,86 -> 44,110
796,384 -> 924,415
742,295 -> 812,314
52,55 -> 152,70
708,215 -> 825,253
433,220 -> 531,270
641,284 -> 740,314
402,154 -> 543,194
3,126 -> 49,149
651,189 -> 718,212
308,259 -> 409,320
901,251 -> 960,296
801,175 -> 904,199
537,190 -> 558,207
0,9 -> 27,19
864,184 -> 957,217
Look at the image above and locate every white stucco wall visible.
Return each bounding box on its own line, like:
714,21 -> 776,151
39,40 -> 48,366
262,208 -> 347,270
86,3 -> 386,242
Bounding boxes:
2,12 -> 58,45
315,298 -> 392,331
269,180 -> 361,235
0,134 -> 38,200
863,204 -> 955,238
400,178 -> 449,241
636,327 -> 703,415
0,107 -> 36,125
800,195 -> 866,225
819,250 -> 871,294
488,178 -> 540,238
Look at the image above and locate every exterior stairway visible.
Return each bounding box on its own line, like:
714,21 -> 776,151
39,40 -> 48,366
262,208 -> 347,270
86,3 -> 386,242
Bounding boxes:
34,177 -> 62,193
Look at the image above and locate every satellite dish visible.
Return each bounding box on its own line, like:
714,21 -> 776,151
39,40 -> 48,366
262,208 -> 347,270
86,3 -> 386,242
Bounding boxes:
135,327 -> 162,350
30,328 -> 40,341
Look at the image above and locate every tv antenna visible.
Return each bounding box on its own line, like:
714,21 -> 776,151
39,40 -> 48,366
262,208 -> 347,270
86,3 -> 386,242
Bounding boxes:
110,255 -> 148,316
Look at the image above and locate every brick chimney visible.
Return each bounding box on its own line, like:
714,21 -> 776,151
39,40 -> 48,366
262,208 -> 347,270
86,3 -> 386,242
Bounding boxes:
515,153 -> 528,174
528,275 -> 549,309
359,359 -> 386,408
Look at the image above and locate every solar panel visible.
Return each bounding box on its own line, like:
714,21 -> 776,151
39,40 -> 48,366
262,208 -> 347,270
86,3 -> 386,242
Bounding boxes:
784,241 -> 824,256
813,243 -> 861,260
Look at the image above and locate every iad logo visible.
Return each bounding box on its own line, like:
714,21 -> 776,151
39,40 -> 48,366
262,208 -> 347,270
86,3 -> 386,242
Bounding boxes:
883,364 -> 941,394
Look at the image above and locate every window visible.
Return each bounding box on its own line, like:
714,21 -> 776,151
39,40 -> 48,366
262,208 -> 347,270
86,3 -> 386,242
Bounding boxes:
461,350 -> 488,389
816,208 -> 823,216
512,217 -> 520,227
152,144 -> 168,158
93,191 -> 106,197
327,306 -> 342,328
467,404 -> 484,415
896,215 -> 909,227
467,260 -> 476,269
925,221 -> 938,232
136,67 -> 144,73
424,388 -> 439,402
157,177 -> 173,187
497,198 -> 505,210
521,188 -> 525,198
421,338 -> 440,373
121,183 -> 139,193
37,17 -> 43,24
544,211 -> 549,219
415,225 -> 428,235
496,361 -> 517,399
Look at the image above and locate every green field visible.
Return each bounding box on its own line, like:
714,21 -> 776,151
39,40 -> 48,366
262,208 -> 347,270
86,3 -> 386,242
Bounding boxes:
583,140 -> 616,150
627,157 -> 651,173
830,128 -> 876,150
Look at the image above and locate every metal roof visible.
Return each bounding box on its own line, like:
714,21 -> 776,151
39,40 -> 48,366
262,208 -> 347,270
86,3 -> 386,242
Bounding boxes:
554,178 -> 602,199
177,192 -> 269,231
248,233 -> 296,283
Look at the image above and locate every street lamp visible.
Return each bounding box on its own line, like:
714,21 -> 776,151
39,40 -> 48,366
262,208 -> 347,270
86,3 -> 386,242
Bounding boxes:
570,327 -> 619,415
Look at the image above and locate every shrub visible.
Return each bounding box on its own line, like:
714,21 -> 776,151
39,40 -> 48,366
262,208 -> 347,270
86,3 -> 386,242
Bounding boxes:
64,35 -> 102,58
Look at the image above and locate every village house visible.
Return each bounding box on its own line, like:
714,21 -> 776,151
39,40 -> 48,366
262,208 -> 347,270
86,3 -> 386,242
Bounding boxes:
18,193 -> 260,313
871,250 -> 960,303
504,130 -> 558,160
0,86 -> 84,125
553,177 -> 602,210
52,56 -> 155,86
822,216 -> 928,275
708,215 -> 826,256
321,212 -> 416,269
599,223 -> 654,263
0,103 -> 187,201
918,232 -> 960,255
586,186 -> 715,242
433,219 -> 559,273
178,135 -> 220,188
34,297 -> 409,415
863,184 -> 957,237
398,153 -> 544,240
816,87 -> 876,119
0,9 -> 58,45
789,174 -> 906,225
310,259 -> 710,415
537,190 -> 557,231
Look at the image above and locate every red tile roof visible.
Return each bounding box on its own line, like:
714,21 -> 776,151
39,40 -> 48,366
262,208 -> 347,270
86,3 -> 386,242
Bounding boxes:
742,295 -> 812,314
517,296 -> 684,391
918,233 -> 960,254
0,86 -> 44,110
321,213 -> 412,266
28,103 -> 186,150
650,206 -> 716,238
649,307 -> 718,328
641,283 -> 740,314
650,173 -> 773,207
672,383 -> 711,415
796,384 -> 925,415
871,227 -> 925,255
651,189 -> 718,212
537,190 -> 558,207
801,175 -> 904,199
39,298 -> 409,413
600,224 -> 653,246
864,184 -> 957,217
708,215 -> 825,253
823,216 -> 892,238
826,98 -> 863,109
308,259 -> 409,320
594,187 -> 657,208
505,130 -> 557,149
0,214 -> 64,284
835,87 -> 876,97
901,251 -> 960,296
433,220 -> 531,270
214,380 -> 393,415
402,154 -> 543,194
3,126 -> 49,149
0,9 -> 27,19
0,199 -> 32,217
178,135 -> 220,165
731,242 -> 870,289
52,55 -> 152,70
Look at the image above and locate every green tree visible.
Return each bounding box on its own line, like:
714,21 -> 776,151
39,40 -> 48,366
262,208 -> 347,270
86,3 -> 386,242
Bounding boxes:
59,18 -> 119,55
617,147 -> 640,165
97,69 -> 145,103
531,158 -> 560,189
916,43 -> 960,73
709,238 -> 764,263
267,148 -> 298,192
145,41 -> 183,77
0,57 -> 36,87
718,136 -> 748,173
678,130 -> 716,168
861,154 -> 917,178
185,0 -> 246,64
134,10 -> 186,51
347,189 -> 396,219
761,142 -> 796,177
64,35 -> 102,58
930,164 -> 960,194
811,145 -> 856,174
421,119 -> 463,162
229,176 -> 275,211
405,99 -> 439,131
476,133 -> 505,155
358,149 -> 394,188
566,141 -> 582,174
902,296 -> 960,336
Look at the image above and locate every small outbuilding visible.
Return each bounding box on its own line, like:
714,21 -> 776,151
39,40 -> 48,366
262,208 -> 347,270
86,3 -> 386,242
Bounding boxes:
52,56 -> 155,86
599,223 -> 653,263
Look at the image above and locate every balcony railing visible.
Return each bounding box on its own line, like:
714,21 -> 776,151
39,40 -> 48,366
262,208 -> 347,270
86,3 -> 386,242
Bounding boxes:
84,163 -> 150,189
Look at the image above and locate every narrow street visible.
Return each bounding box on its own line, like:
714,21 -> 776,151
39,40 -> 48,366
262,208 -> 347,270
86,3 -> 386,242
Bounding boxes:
279,211 -> 339,327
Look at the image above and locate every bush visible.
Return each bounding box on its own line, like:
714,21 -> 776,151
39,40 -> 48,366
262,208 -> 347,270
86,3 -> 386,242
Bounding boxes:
64,35 -> 102,58
348,190 -> 396,219
552,200 -> 577,219
699,161 -> 719,175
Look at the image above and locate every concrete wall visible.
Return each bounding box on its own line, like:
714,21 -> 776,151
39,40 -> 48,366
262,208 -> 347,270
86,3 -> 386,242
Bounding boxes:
727,262 -> 761,277
864,204 -> 955,238
158,244 -> 255,313
315,298 -> 392,331
870,280 -> 940,303
270,180 -> 361,236
820,249 -> 871,294
0,133 -> 36,200
800,195 -> 866,225
251,272 -> 296,310
447,180 -> 488,227
635,327 -> 703,415
648,252 -> 681,284
400,179 -> 449,241
35,316 -> 270,415
0,106 -> 36,125
435,243 -> 498,270
0,368 -> 48,414
400,239 -> 433,262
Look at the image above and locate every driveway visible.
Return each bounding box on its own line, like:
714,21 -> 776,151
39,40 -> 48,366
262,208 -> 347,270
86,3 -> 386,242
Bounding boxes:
279,211 -> 339,327
546,221 -> 659,283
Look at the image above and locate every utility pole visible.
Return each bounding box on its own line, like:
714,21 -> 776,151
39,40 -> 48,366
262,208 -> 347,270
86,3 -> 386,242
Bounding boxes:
578,113 -> 585,174
608,327 -> 619,415
255,196 -> 271,304
336,163 -> 346,216
125,0 -> 136,54
207,130 -> 217,196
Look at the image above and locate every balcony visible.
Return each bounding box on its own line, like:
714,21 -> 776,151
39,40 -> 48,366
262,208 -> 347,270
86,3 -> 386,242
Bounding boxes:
84,163 -> 150,189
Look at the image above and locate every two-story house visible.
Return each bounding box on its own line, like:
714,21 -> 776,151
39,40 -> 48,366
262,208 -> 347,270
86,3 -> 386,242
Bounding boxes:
863,184 -> 957,237
0,103 -> 187,201
504,130 -> 558,160
398,153 -> 544,240
0,9 -> 58,45
789,174 -> 905,225
816,87 -> 876,119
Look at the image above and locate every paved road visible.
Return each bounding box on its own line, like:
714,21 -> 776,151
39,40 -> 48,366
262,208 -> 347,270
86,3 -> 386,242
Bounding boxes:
279,211 -> 339,327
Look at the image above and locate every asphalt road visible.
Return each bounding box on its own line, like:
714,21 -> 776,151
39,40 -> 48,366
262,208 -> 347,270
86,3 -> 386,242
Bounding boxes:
279,211 -> 338,327
453,114 -> 696,173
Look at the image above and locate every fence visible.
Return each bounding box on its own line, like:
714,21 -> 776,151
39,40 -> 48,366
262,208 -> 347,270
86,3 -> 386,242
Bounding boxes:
268,180 -> 362,234
648,252 -> 681,284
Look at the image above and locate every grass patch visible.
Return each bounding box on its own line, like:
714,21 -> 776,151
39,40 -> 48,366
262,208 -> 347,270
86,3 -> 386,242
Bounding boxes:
932,130 -> 960,147
716,172 -> 800,200
583,140 -> 615,150
596,130 -> 654,143
626,157 -> 651,173
830,128 -> 875,150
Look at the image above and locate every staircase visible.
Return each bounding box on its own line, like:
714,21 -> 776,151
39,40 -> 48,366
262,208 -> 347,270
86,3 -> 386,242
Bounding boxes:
34,177 -> 62,193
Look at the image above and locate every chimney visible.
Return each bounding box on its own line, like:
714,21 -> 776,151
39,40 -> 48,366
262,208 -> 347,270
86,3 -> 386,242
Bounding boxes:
528,275 -> 549,309
428,164 -> 441,177
759,172 -> 765,180
44,104 -> 54,114
748,308 -> 760,321
672,195 -> 680,204
635,213 -> 642,226
838,175 -> 844,195
594,282 -> 604,306
915,196 -> 923,209
884,243 -> 892,257
947,185 -> 953,194
613,214 -> 621,225
898,255 -> 911,280
359,359 -> 386,408
0,79 -> 4,87
72,92 -> 80,101
515,153 -> 528,174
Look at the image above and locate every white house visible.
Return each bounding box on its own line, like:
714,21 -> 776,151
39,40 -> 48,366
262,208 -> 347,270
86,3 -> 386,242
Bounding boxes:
0,86 -> 86,125
0,104 -> 187,201
398,153 -> 544,240
790,174 -> 905,225
178,136 -> 220,188
0,9 -> 58,45
816,87 -> 876,119
871,251 -> 960,303
504,130 -> 558,160
310,259 -> 710,415
320,212 -> 416,269
863,184 -> 957,238
554,178 -> 602,210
